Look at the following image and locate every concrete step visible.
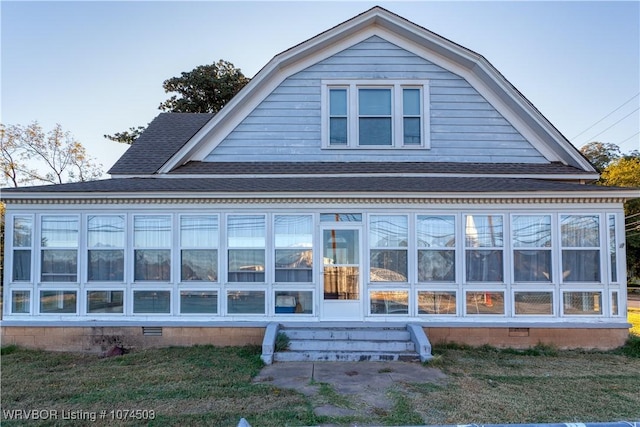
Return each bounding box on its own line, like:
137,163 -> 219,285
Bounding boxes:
287,339 -> 415,352
273,350 -> 420,362
283,328 -> 411,341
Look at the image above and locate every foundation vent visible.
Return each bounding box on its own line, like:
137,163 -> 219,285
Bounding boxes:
142,327 -> 163,337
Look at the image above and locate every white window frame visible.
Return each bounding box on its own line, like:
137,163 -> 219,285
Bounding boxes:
179,288 -> 220,315
321,80 -> 430,149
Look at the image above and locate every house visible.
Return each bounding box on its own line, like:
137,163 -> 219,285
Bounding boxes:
2,7 -> 638,352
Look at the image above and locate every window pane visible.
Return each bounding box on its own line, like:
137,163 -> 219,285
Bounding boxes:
466,215 -> 503,247
41,250 -> 77,282
359,117 -> 392,145
88,216 -> 124,248
370,291 -> 408,315
330,118 -> 348,145
370,250 -> 407,282
417,215 -> 455,248
512,215 -> 551,248
359,89 -> 391,115
228,249 -> 265,282
329,88 -> 347,115
13,249 -> 31,281
403,117 -> 421,145
40,291 -> 76,313
609,215 -> 617,282
88,250 -> 124,281
11,290 -> 30,313
370,215 -> 407,247
612,291 -> 619,316
513,250 -> 551,282
87,291 -> 124,313
320,213 -> 362,222
323,229 -> 358,264
418,291 -> 456,315
563,291 -> 602,315
514,292 -> 553,315
562,250 -> 600,282
561,215 -> 599,247
41,216 -> 78,247
181,249 -> 218,281
275,249 -> 313,282
466,250 -> 503,282
403,88 -> 421,115
227,291 -> 265,314
13,216 -> 32,247
466,291 -> 505,315
275,291 -> 313,314
418,250 -> 455,282
133,291 -> 170,314
181,291 -> 218,314
134,249 -> 170,281
134,216 -> 171,248
228,215 -> 265,247
324,266 -> 359,300
181,216 -> 218,247
275,215 -> 312,247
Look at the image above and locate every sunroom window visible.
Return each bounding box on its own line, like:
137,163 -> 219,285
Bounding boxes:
465,215 -> 503,283
369,215 -> 408,282
561,215 -> 600,282
274,215 -> 313,282
228,215 -> 265,282
180,215 -> 218,282
87,215 -> 125,282
417,215 -> 455,282
512,215 -> 552,282
12,216 -> 32,281
41,216 -> 78,282
134,216 -> 171,281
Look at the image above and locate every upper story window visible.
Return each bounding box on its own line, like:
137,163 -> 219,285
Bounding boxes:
323,80 -> 429,149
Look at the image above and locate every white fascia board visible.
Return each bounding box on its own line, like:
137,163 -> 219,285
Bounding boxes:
158,173 -> 600,181
159,8 -> 595,173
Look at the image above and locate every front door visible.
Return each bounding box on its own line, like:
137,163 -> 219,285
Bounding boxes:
321,226 -> 362,320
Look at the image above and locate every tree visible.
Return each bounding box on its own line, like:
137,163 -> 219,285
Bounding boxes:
580,141 -> 622,171
105,59 -> 249,144
1,122 -> 103,187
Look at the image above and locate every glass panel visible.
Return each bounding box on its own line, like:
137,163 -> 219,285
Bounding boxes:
320,213 -> 362,222
466,215 -> 503,247
11,290 -> 30,313
609,215 -> 617,282
181,215 -> 218,247
323,229 -> 358,264
514,292 -> 553,315
228,249 -> 265,282
180,291 -> 218,314
466,291 -> 505,315
275,215 -> 312,247
417,215 -> 455,247
370,291 -> 409,315
275,291 -> 313,314
275,249 -> 313,282
181,249 -> 218,281
329,88 -> 347,115
88,216 -> 125,248
227,291 -> 265,314
418,291 -> 456,315
418,250 -> 455,282
133,291 -> 170,314
466,250 -> 503,282
370,250 -> 407,282
41,216 -> 78,247
40,290 -> 76,313
88,250 -> 124,281
359,117 -> 392,145
403,117 -> 421,145
330,118 -> 348,145
563,291 -> 602,315
561,215 -> 599,247
611,291 -> 619,316
41,250 -> 77,282
513,250 -> 551,282
403,88 -> 420,115
324,266 -> 359,300
562,250 -> 600,282
134,249 -> 171,281
87,291 -> 124,313
228,215 -> 265,247
134,216 -> 171,248
370,215 -> 407,247
512,215 -> 551,248
12,249 -> 31,281
13,216 -> 32,247
359,89 -> 391,115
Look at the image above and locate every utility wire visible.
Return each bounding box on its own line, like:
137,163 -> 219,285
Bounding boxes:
618,131 -> 640,146
571,92 -> 639,141
581,107 -> 639,145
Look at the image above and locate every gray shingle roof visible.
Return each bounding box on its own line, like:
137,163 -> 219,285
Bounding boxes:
0,177 -> 623,195
108,113 -> 214,175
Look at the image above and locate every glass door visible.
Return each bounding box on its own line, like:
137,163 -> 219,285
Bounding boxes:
321,227 -> 362,319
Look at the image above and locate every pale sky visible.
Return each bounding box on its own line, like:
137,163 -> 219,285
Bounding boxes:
2,1 -> 639,175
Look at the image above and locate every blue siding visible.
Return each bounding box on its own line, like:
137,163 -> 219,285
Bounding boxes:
206,36 -> 547,163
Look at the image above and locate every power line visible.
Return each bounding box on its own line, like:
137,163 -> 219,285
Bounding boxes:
618,131 -> 640,146
571,92 -> 639,141
581,107 -> 639,145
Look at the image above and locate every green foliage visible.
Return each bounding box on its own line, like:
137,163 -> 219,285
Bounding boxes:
1,344 -> 18,355
580,141 -> 622,171
103,125 -> 146,144
275,332 -> 290,352
615,334 -> 640,358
